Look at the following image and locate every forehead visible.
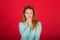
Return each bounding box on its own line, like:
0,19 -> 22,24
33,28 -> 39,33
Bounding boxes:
25,9 -> 33,13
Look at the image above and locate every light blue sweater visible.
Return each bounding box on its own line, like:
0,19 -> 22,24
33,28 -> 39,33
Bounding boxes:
19,21 -> 42,40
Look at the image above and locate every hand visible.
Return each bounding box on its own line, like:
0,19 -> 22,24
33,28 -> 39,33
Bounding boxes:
27,22 -> 32,28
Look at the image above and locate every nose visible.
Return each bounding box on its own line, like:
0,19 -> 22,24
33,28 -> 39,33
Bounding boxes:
29,15 -> 31,17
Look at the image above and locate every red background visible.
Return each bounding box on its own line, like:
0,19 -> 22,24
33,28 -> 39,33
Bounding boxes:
0,0 -> 60,40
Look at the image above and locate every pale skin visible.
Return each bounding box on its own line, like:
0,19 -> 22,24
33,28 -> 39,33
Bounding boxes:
25,9 -> 33,28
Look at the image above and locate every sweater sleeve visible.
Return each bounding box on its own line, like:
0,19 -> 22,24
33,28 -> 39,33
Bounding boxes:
35,22 -> 42,40
19,22 -> 30,38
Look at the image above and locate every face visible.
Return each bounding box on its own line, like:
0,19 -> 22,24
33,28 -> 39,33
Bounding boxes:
25,9 -> 33,20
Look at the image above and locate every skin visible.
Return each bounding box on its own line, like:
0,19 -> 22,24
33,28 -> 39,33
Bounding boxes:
25,9 -> 33,28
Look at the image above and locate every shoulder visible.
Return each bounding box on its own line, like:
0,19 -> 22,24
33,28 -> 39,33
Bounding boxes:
36,21 -> 42,29
19,22 -> 26,30
19,22 -> 23,24
19,22 -> 25,27
37,21 -> 42,25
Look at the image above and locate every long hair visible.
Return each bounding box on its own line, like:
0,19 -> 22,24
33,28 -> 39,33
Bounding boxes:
22,5 -> 38,30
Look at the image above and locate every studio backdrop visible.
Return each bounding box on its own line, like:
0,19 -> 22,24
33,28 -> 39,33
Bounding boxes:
0,0 -> 60,40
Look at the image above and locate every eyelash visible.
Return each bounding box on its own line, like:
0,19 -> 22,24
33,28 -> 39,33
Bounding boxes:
26,13 -> 28,14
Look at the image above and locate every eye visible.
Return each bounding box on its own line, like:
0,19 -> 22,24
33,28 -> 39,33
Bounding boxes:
30,13 -> 33,14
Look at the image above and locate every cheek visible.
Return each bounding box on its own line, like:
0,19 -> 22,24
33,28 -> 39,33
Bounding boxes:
25,14 -> 29,18
30,14 -> 33,18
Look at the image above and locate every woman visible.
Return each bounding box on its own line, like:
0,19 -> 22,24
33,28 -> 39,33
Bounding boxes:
19,5 -> 42,40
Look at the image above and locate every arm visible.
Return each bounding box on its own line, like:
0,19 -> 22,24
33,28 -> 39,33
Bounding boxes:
19,22 -> 30,37
35,22 -> 42,40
